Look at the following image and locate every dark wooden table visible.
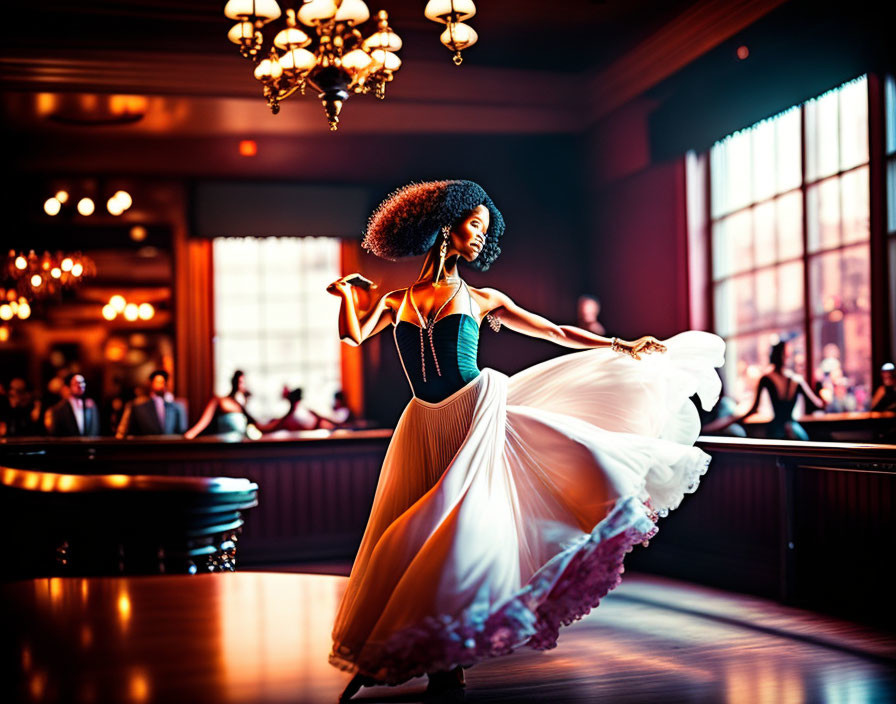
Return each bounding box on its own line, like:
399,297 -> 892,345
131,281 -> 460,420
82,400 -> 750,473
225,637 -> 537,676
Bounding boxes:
6,571 -> 895,703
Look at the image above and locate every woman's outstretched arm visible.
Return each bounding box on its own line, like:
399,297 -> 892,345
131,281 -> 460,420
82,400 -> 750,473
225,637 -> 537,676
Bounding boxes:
184,397 -> 219,439
473,286 -> 665,358
326,274 -> 400,347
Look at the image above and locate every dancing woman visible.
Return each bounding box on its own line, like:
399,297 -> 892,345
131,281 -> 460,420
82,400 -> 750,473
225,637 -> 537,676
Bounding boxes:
326,180 -> 725,699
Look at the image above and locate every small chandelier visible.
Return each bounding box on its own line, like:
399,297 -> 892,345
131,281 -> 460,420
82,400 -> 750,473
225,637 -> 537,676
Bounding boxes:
424,0 -> 478,65
4,250 -> 96,301
224,0 -> 403,131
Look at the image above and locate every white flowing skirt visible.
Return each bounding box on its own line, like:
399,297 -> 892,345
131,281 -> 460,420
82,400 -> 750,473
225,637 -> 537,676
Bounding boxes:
330,330 -> 726,684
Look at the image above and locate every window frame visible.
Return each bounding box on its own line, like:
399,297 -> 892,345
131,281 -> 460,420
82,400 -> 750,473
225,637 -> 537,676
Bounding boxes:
694,73 -> 891,416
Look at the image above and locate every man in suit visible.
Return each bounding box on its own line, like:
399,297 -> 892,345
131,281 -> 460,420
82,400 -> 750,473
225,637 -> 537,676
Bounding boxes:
116,369 -> 187,437
47,373 -> 100,436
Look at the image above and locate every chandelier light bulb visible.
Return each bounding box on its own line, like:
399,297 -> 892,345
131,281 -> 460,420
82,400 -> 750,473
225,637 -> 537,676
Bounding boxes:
274,26 -> 312,50
223,0 -> 282,23
71,263 -> 84,277
124,303 -> 139,321
129,226 -> 148,242
228,20 -> 255,45
0,326 -> 8,342
254,57 -> 283,81
297,0 -> 339,26
342,49 -> 374,73
335,0 -> 371,25
137,303 -> 155,320
9,301 -> 18,314
15,256 -> 27,270
61,257 -> 73,271
370,49 -> 401,71
107,197 -> 125,216
0,304 -> 12,321
110,294 -> 127,313
279,48 -> 316,73
30,274 -> 42,287
102,304 -> 117,321
424,0 -> 476,23
441,22 -> 478,50
44,197 -> 62,216
51,267 -> 62,278
17,302 -> 30,319
55,190 -> 69,204
77,197 -> 95,216
113,190 -> 132,210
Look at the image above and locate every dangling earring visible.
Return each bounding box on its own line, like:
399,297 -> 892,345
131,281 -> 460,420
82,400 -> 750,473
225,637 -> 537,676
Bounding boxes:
435,226 -> 450,282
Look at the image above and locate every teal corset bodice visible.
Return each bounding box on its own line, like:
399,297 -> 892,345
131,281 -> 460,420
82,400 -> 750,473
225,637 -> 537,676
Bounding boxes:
394,312 -> 482,404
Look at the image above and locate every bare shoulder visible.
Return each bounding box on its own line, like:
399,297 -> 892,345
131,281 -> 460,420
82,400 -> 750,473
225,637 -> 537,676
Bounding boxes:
380,288 -> 406,309
466,285 -> 512,308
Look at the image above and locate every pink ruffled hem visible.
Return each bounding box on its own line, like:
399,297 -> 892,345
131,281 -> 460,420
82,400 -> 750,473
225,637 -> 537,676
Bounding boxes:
328,484 -> 689,686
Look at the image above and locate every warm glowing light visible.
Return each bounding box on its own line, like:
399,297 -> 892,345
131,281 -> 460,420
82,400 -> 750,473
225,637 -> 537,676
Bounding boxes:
77,197 -> 95,216
117,592 -> 132,621
239,139 -> 257,157
107,196 -> 125,216
737,45 -> 749,60
124,303 -> 139,321
30,274 -> 42,287
15,256 -> 27,270
17,302 -> 31,319
44,197 -> 61,216
102,304 -> 117,321
61,257 -> 73,271
0,326 -> 8,342
110,294 -> 126,312
129,669 -> 150,702
130,225 -> 147,242
0,305 -> 11,321
137,302 -> 154,320
55,190 -> 69,204
113,190 -> 132,210
71,263 -> 84,277
51,267 -> 62,278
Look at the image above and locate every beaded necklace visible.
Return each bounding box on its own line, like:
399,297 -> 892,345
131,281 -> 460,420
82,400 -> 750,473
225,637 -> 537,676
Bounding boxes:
408,279 -> 463,383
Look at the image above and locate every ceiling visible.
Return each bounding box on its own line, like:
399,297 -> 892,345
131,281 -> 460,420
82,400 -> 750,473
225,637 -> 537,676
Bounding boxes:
0,0 -> 795,177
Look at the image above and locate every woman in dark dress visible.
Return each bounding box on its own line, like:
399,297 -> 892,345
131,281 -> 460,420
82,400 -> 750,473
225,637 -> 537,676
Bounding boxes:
726,336 -> 825,440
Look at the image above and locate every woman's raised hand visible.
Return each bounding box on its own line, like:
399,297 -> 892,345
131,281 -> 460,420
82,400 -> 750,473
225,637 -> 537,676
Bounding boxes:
326,273 -> 375,295
622,336 -> 667,360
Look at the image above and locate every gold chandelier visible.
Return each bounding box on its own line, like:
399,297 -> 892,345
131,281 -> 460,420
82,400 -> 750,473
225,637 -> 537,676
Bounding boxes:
224,0 -> 478,131
3,250 -> 96,301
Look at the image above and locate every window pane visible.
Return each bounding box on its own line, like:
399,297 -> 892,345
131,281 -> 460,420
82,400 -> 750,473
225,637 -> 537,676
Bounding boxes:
776,108 -> 803,193
777,260 -> 804,327
807,176 -> 841,252
752,119 -> 776,202
712,208 -> 753,279
838,76 -> 869,171
714,273 -> 755,337
841,165 -> 870,244
812,312 -> 872,411
805,87 -> 840,182
753,201 -> 776,267
887,75 -> 896,155
776,190 -> 803,260
887,158 -> 896,234
755,268 -> 777,328
809,244 -> 870,317
213,236 -> 342,419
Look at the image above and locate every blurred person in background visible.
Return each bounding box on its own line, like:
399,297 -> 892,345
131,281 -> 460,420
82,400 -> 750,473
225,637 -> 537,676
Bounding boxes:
46,373 -> 100,436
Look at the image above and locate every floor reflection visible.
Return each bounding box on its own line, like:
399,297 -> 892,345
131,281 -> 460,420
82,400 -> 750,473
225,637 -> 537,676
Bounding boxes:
5,571 -> 894,703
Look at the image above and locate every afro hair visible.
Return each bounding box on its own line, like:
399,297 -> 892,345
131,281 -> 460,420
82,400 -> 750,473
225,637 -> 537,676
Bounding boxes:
362,179 -> 504,271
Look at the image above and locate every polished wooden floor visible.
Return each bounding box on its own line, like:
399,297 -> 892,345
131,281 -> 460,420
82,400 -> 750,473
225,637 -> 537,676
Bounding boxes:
6,568 -> 895,703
